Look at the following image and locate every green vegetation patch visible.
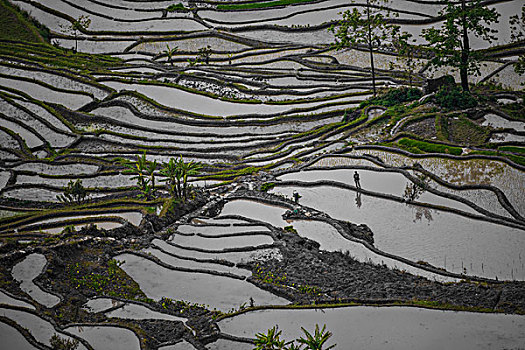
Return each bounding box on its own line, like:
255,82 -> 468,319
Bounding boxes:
470,150 -> 525,167
217,0 -> 317,10
447,114 -> 489,145
435,85 -> 478,110
68,258 -> 145,299
397,138 -> 463,155
498,146 -> 525,155
260,182 -> 276,192
360,87 -> 422,108
0,0 -> 47,43
499,101 -> 525,121
167,3 -> 190,12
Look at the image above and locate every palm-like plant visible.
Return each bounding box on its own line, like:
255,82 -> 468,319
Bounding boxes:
296,324 -> 336,350
180,157 -> 202,200
121,152 -> 157,199
164,44 -> 178,66
160,157 -> 182,198
160,156 -> 201,200
254,326 -> 287,350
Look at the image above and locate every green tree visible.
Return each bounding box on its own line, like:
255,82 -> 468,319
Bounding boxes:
57,179 -> 88,205
510,4 -> 525,75
422,0 -> 499,92
329,0 -> 398,96
60,15 -> 91,52
164,44 -> 178,66
391,29 -> 419,87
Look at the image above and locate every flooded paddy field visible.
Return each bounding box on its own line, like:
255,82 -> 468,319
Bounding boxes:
0,0 -> 524,348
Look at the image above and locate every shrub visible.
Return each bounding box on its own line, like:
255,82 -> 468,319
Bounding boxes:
49,334 -> 79,350
435,85 -> 478,110
56,179 -> 88,205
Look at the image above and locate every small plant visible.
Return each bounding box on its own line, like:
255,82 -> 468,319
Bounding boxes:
163,44 -> 178,66
197,45 -> 212,64
57,179 -> 88,205
50,334 -> 79,350
297,324 -> 336,350
254,324 -> 336,349
121,151 -> 157,200
260,182 -> 276,192
254,326 -> 287,350
284,225 -> 298,234
166,3 -> 189,12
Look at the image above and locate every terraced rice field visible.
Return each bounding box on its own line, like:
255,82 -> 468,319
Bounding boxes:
0,0 -> 524,349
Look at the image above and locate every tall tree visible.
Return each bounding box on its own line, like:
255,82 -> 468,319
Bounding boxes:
329,0 -> 398,96
422,0 -> 499,92
391,29 -> 420,87
510,4 -> 525,75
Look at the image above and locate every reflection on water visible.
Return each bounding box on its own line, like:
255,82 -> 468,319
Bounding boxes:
355,191 -> 362,208
412,205 -> 433,223
271,185 -> 525,280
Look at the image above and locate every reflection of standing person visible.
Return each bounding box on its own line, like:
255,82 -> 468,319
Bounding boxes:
355,192 -> 362,208
354,171 -> 361,189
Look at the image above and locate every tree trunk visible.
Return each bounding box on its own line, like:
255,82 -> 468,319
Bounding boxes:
366,0 -> 377,96
460,0 -> 470,92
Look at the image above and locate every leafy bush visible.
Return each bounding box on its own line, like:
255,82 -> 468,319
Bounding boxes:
360,87 -> 422,108
435,85 -> 478,110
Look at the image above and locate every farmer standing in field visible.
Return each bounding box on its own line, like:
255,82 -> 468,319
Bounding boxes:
354,171 -> 361,189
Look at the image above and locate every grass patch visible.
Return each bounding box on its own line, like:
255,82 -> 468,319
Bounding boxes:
397,138 -> 463,155
0,0 -> 47,43
447,114 -> 490,145
68,258 -> 145,299
497,146 -> 525,155
469,150 -> 525,166
435,114 -> 449,141
217,0 -> 317,10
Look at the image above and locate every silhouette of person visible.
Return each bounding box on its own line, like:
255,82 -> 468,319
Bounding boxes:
353,171 -> 361,189
292,190 -> 300,203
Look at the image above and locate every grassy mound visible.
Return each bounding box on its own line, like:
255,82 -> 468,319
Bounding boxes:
0,0 -> 48,43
